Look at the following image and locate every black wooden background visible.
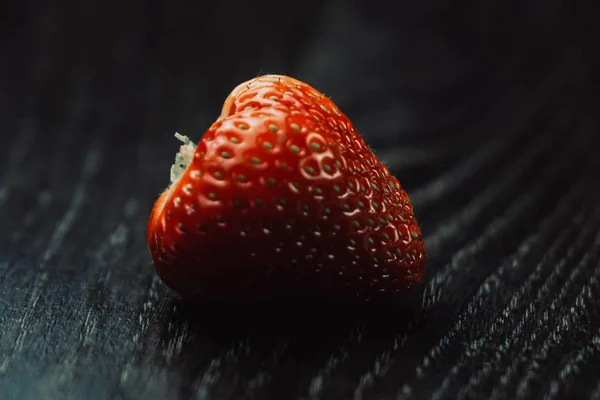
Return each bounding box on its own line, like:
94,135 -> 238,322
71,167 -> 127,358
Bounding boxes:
1,1 -> 600,399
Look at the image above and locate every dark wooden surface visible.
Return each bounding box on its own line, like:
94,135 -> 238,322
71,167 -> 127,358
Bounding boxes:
1,1 -> 600,399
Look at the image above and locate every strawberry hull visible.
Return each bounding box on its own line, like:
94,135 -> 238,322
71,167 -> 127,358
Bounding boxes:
147,75 -> 425,304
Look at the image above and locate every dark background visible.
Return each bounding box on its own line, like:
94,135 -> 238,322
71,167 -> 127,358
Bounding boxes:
1,1 -> 600,399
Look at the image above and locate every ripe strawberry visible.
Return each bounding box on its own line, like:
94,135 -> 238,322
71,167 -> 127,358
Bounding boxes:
147,75 -> 425,303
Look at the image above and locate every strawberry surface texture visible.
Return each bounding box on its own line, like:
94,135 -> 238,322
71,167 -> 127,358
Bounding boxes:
147,75 -> 425,303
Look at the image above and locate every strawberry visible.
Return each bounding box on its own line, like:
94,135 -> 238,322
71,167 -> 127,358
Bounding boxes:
147,75 -> 425,303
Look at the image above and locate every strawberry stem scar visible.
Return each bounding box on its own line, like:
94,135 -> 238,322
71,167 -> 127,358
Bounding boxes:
170,132 -> 196,186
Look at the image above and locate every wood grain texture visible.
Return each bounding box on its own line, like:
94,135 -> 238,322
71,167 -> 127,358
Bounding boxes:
1,1 -> 599,399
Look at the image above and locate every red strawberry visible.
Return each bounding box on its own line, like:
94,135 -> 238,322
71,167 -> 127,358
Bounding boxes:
147,75 -> 425,303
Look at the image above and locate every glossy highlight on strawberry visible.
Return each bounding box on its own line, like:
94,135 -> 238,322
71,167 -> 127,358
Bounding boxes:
147,75 -> 425,303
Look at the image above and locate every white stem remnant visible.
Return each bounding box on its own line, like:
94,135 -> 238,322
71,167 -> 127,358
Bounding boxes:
170,132 -> 196,185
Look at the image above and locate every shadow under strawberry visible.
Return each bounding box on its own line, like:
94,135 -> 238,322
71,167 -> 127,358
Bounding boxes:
156,294 -> 419,398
